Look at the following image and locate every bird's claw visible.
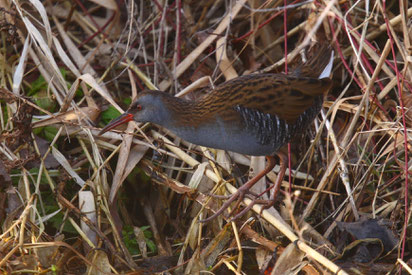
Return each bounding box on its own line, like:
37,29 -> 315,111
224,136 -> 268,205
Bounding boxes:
199,187 -> 251,222
199,155 -> 281,223
208,190 -> 259,200
200,186 -> 273,222
261,199 -> 276,211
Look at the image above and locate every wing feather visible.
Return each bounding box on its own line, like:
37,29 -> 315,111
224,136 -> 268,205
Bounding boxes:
198,74 -> 331,124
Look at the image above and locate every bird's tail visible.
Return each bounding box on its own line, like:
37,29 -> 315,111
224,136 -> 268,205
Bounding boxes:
291,45 -> 334,79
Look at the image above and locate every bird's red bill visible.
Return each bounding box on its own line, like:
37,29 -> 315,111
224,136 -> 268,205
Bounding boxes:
98,113 -> 134,135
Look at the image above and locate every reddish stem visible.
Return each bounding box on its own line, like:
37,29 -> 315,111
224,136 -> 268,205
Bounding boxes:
175,0 -> 182,64
328,18 -> 364,89
283,0 -> 292,193
382,0 -> 409,267
73,0 -> 116,49
234,0 -> 301,43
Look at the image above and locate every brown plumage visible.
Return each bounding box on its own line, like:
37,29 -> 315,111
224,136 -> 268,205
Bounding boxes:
186,74 -> 332,125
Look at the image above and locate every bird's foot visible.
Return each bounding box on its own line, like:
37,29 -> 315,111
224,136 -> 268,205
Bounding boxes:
199,183 -> 258,223
258,199 -> 276,215
200,188 -> 276,222
208,190 -> 259,200
199,155 -> 283,223
231,188 -> 279,220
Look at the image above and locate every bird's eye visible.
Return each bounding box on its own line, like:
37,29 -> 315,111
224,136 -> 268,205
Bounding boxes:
136,104 -> 142,111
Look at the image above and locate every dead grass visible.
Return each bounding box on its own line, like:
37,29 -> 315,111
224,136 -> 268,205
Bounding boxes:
0,0 -> 411,274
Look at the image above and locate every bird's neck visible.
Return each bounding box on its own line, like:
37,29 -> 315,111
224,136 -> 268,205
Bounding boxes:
155,94 -> 227,148
154,94 -> 200,129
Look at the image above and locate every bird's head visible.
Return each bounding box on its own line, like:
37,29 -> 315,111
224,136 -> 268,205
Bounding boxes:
98,90 -> 172,135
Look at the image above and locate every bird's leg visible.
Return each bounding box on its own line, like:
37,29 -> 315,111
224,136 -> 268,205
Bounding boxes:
259,151 -> 288,213
229,151 -> 287,220
227,152 -> 288,221
200,156 -> 276,222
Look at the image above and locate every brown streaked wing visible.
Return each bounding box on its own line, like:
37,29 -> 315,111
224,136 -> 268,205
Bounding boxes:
201,74 -> 332,124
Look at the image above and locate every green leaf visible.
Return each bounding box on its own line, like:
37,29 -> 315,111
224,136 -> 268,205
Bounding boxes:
33,126 -> 58,142
28,75 -> 47,96
122,225 -> 140,255
123,97 -> 132,105
43,126 -> 59,142
101,106 -> 121,124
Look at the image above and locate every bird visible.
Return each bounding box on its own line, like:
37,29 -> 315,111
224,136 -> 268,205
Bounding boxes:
99,46 -> 334,222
